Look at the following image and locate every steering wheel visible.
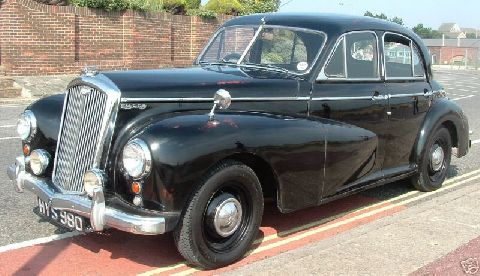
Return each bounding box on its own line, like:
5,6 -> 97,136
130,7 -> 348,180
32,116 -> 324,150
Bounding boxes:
221,53 -> 242,63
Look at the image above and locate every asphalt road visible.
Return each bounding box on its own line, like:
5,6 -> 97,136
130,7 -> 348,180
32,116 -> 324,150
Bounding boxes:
0,70 -> 479,275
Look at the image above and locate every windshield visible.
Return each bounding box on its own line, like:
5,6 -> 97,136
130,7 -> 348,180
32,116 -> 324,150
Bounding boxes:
198,25 -> 326,74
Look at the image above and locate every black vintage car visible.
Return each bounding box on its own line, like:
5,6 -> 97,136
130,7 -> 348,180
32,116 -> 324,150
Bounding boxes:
8,13 -> 470,268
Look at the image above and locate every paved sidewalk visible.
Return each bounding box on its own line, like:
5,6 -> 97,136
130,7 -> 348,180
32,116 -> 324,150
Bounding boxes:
224,179 -> 480,275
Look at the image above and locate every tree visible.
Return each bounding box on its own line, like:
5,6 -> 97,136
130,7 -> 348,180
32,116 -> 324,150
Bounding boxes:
364,11 -> 403,26
412,23 -> 442,39
240,0 -> 281,14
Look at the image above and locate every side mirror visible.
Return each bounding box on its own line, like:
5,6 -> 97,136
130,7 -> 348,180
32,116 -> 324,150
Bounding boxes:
209,89 -> 231,120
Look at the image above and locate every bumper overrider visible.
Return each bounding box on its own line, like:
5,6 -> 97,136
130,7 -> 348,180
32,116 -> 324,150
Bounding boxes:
7,156 -> 166,235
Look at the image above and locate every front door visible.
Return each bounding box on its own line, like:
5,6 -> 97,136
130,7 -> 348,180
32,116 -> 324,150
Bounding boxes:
312,31 -> 389,198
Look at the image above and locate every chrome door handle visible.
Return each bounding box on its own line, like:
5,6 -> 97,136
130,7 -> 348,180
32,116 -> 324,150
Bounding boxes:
372,95 -> 388,101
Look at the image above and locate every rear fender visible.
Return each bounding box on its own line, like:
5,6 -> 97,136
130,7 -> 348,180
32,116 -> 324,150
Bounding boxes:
413,98 -> 469,165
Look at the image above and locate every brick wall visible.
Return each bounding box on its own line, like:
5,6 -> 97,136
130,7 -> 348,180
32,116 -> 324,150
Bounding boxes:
0,0 -> 230,76
428,46 -> 479,65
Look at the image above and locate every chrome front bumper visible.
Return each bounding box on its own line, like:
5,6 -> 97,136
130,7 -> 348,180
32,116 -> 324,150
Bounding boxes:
7,156 -> 165,235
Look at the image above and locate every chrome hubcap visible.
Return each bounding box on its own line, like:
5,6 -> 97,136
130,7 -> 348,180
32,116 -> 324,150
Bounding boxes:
213,197 -> 242,237
430,144 -> 444,172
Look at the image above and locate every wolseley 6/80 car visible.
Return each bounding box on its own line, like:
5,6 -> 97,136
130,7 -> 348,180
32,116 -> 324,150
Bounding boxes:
7,13 -> 470,268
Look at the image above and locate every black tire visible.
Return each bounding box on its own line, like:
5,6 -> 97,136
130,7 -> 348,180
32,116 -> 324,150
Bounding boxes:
411,126 -> 452,192
173,160 -> 264,269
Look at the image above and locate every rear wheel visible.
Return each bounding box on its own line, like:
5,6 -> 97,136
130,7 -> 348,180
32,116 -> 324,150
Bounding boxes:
411,126 -> 452,192
174,160 -> 264,269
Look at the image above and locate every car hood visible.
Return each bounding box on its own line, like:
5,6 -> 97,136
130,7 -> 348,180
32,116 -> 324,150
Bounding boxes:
100,66 -> 301,99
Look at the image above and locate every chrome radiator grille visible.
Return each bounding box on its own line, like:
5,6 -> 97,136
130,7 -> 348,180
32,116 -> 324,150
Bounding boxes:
53,85 -> 110,192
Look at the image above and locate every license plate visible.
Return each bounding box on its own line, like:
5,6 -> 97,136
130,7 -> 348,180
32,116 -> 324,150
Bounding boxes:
37,198 -> 86,231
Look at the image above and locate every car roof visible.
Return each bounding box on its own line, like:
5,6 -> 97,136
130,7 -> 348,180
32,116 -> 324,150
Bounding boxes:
224,12 -> 420,42
222,12 -> 432,79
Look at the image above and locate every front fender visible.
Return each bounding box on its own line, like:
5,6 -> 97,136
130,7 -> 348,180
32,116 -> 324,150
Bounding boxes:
114,111 -> 327,215
414,98 -> 469,164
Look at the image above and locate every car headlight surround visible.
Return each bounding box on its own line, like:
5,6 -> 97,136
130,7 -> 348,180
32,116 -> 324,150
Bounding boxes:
29,149 -> 50,175
17,110 -> 37,141
122,138 -> 152,179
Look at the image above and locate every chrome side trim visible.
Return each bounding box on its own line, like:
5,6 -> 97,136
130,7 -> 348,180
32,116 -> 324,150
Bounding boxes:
120,96 -> 311,103
8,157 -> 166,235
311,96 -> 373,101
389,93 -> 429,98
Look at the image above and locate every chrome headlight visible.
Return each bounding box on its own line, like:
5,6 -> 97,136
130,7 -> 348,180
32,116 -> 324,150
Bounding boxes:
17,110 -> 37,141
29,149 -> 50,175
122,138 -> 152,179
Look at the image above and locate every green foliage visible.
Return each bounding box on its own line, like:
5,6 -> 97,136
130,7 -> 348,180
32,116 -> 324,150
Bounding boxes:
240,0 -> 280,14
364,11 -> 403,26
186,7 -> 218,18
412,23 -> 442,39
185,0 -> 200,9
70,0 -> 163,11
466,33 -> 478,39
162,0 -> 186,14
205,0 -> 243,15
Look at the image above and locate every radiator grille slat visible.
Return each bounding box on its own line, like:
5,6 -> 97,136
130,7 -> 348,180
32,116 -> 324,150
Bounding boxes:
53,86 -> 109,192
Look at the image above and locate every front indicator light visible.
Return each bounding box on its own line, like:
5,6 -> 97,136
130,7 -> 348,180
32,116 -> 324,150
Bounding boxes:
83,169 -> 106,197
131,182 -> 142,194
23,144 -> 30,156
29,149 -> 50,175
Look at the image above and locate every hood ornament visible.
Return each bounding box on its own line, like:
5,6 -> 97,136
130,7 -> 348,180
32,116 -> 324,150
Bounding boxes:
81,66 -> 98,77
209,89 -> 232,121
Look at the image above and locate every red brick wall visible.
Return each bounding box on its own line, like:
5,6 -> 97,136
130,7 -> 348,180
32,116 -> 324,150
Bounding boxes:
0,0 -> 230,75
428,46 -> 478,65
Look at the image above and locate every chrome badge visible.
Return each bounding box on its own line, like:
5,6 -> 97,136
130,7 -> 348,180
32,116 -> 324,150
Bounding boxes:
120,103 -> 148,110
81,66 -> 98,77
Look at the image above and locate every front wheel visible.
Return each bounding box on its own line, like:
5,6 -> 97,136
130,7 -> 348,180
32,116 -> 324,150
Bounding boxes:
411,126 -> 452,192
174,160 -> 264,269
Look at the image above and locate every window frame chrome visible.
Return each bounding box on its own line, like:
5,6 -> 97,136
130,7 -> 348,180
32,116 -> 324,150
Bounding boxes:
196,24 -> 328,77
382,31 -> 427,81
317,30 -> 382,82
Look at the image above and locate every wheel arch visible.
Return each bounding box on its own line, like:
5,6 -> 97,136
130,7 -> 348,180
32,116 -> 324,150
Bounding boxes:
413,98 -> 469,165
219,153 -> 280,200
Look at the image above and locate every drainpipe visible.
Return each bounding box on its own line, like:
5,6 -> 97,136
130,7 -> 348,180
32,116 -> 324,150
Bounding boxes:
442,34 -> 445,46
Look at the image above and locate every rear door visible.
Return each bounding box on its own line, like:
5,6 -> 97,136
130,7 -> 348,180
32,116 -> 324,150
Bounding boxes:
382,32 -> 431,169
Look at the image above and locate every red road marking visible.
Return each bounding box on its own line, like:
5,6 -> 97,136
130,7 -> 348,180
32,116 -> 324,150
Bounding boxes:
0,194 -> 403,276
411,235 -> 480,276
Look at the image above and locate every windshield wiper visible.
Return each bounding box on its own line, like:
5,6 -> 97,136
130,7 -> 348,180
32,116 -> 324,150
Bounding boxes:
240,63 -> 302,79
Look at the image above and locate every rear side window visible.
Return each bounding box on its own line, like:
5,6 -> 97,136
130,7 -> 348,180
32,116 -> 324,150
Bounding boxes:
384,33 -> 425,79
412,46 -> 425,77
324,31 -> 379,79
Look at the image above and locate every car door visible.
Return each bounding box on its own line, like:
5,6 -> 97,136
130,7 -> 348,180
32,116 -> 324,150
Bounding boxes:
312,31 -> 390,198
382,32 -> 431,169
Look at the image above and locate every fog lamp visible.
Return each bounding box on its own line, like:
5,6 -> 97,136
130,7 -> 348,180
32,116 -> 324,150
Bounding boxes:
29,149 -> 50,175
83,169 -> 105,197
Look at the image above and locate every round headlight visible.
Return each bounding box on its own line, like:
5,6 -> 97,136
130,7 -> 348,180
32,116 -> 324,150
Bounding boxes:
29,149 -> 50,175
17,110 -> 37,141
83,169 -> 105,197
122,138 -> 151,179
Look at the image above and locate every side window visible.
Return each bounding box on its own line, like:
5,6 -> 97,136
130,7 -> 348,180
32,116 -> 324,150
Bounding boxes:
384,33 -> 413,78
412,46 -> 425,77
324,32 -> 379,79
346,32 -> 378,78
325,38 -> 345,78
